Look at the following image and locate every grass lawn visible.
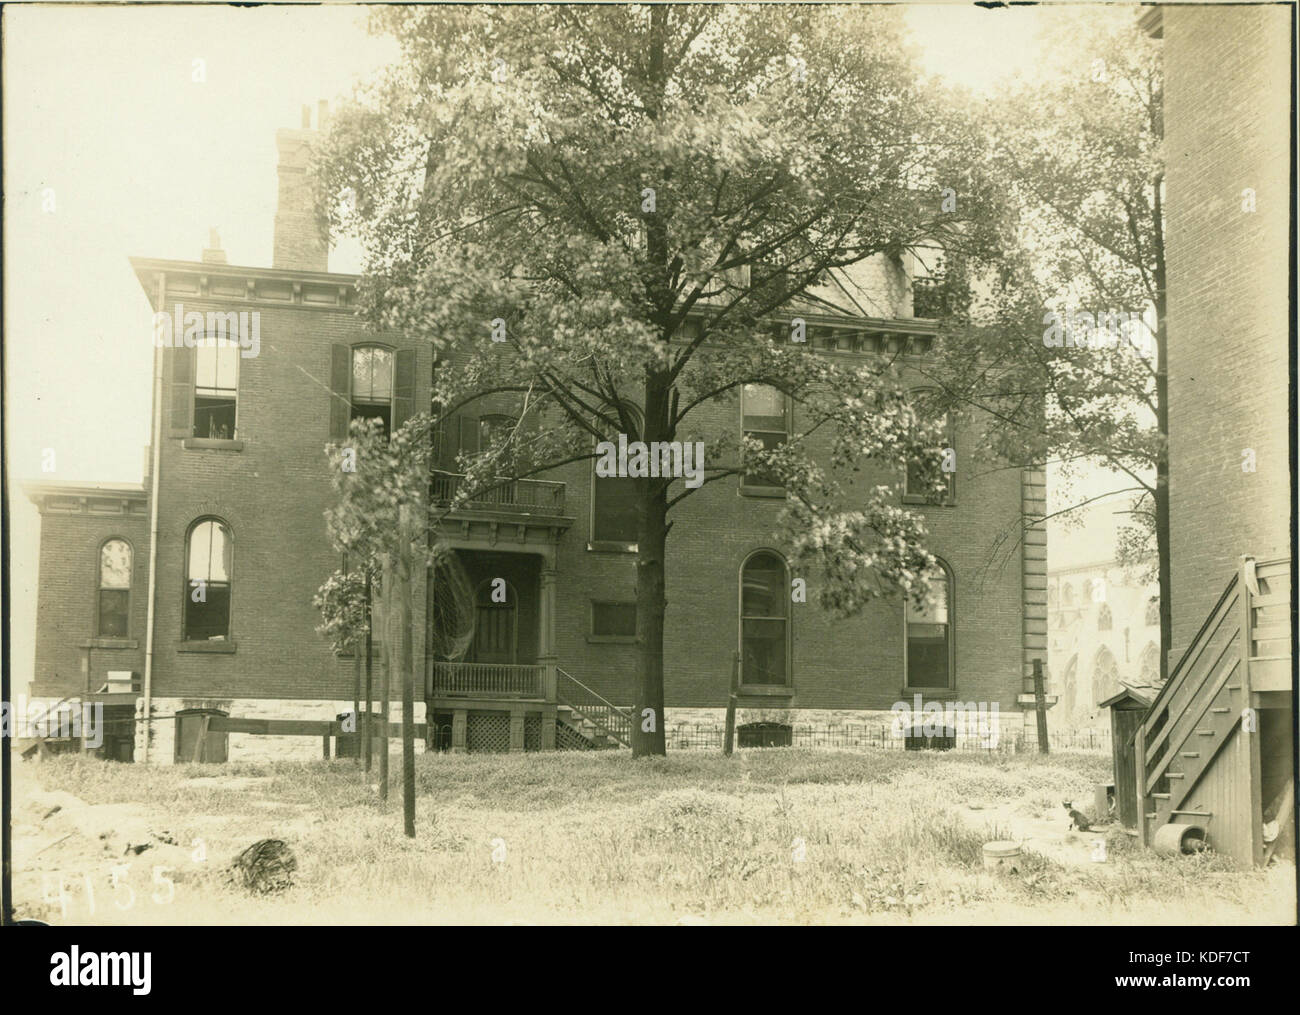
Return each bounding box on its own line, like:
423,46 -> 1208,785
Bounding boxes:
10,747 -> 1295,925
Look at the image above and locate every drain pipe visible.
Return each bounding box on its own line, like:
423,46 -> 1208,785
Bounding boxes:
141,272 -> 166,762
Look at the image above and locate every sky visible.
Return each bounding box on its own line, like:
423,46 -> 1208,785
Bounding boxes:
3,2 -> 1140,690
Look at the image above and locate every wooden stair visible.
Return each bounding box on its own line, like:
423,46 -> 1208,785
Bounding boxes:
1136,556 -> 1291,863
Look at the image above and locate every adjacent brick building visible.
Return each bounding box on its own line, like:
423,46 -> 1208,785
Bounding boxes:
1156,2 -> 1291,661
25,110 -> 1044,761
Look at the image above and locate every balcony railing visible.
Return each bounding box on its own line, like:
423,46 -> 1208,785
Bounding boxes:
428,660 -> 545,698
431,471 -> 565,516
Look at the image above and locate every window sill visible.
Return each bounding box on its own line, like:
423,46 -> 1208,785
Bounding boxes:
739,485 -> 786,499
587,635 -> 637,644
183,438 -> 245,452
738,684 -> 794,696
901,687 -> 958,700
586,541 -> 638,554
177,640 -> 237,654
79,637 -> 139,650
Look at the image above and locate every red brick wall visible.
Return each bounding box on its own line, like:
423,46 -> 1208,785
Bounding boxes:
1162,5 -> 1292,655
31,505 -> 149,698
148,286 -> 430,702
547,371 -> 1027,714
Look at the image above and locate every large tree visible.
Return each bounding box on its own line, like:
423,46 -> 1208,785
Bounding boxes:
317,4 -> 1003,754
920,10 -> 1168,674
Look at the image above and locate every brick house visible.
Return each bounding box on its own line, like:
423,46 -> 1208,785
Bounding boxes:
24,111 -> 1046,762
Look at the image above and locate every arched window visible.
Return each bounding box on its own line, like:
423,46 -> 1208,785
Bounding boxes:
351,345 -> 394,435
591,403 -> 641,548
1097,603 -> 1113,631
740,551 -> 790,686
1048,584 -> 1059,609
185,518 -> 232,641
1092,646 -> 1119,707
98,539 -> 132,637
906,559 -> 954,689
1062,583 -> 1074,606
904,388 -> 954,503
1138,641 -> 1159,684
1145,596 -> 1159,627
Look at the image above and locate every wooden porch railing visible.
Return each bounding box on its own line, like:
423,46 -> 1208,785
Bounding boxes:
428,660 -> 545,698
431,471 -> 565,516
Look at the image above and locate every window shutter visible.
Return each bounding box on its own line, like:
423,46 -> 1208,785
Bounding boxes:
393,348 -> 417,431
329,344 -> 350,440
168,346 -> 195,438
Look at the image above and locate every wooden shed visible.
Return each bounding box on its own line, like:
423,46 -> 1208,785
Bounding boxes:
1099,685 -> 1154,829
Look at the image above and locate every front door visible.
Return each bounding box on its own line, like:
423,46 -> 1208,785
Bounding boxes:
471,580 -> 517,663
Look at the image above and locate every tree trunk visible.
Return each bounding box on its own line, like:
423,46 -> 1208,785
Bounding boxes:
630,6 -> 670,759
363,573 -> 373,773
352,650 -> 361,767
378,554 -> 393,800
398,508 -> 417,838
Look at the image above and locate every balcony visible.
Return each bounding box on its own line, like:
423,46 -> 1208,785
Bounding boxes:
428,660 -> 548,699
431,471 -> 566,517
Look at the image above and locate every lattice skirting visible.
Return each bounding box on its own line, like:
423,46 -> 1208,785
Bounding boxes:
555,719 -> 596,751
524,714 -> 542,752
466,711 -> 512,753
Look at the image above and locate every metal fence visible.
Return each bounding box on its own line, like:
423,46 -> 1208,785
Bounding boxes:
666,722 -> 1111,754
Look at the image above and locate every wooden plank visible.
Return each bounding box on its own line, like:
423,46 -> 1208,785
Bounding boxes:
1250,624 -> 1290,643
192,714 -> 210,763
1248,657 -> 1289,691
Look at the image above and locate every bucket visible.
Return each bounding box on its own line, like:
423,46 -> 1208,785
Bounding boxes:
982,840 -> 1022,873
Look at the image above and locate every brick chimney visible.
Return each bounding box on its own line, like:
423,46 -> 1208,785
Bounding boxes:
201,227 -> 227,264
272,103 -> 329,272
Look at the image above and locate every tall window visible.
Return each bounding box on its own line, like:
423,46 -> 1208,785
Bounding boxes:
477,414 -> 516,455
741,384 -> 789,490
194,339 -> 239,438
905,560 -> 954,689
185,518 -> 232,641
904,388 -> 954,502
98,539 -> 132,637
1098,603 -> 1113,631
591,405 -> 641,547
1145,596 -> 1159,627
740,551 -> 790,686
351,346 -> 394,435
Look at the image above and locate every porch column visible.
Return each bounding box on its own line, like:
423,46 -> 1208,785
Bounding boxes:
451,709 -> 468,754
538,561 -> 558,701
509,704 -> 525,752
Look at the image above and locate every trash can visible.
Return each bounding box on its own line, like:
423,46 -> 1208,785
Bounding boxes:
335,711 -> 381,758
737,722 -> 793,748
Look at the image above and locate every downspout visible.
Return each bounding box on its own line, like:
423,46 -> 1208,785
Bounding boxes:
141,272 -> 165,762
